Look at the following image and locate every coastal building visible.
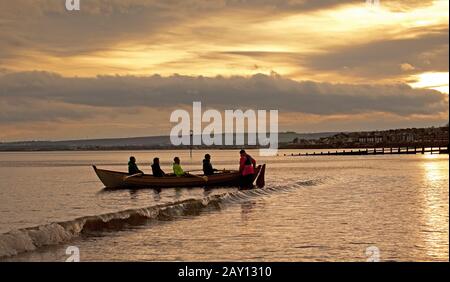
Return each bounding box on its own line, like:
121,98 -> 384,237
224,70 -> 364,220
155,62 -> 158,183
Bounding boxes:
289,125 -> 449,148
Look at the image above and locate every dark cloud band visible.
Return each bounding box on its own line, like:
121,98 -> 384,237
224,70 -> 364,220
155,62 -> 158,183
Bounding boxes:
0,71 -> 448,121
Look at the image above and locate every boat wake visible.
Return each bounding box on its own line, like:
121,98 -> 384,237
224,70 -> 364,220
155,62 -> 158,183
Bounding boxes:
0,179 -> 321,259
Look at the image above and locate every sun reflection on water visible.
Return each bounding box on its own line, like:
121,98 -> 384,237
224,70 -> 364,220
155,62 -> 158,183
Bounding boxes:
420,155 -> 449,260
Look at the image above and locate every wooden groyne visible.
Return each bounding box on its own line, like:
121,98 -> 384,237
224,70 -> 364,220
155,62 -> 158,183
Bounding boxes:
286,146 -> 449,157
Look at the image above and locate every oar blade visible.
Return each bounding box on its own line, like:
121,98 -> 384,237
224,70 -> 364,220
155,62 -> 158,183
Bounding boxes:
123,173 -> 143,181
256,164 -> 266,188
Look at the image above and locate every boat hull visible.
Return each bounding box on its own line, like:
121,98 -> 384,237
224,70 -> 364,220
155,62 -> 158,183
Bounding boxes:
92,165 -> 264,189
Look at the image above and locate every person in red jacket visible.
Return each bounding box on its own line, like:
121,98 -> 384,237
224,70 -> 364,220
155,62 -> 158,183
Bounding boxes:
239,149 -> 256,189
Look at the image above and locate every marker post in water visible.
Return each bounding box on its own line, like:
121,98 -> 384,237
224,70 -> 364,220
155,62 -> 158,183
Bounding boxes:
190,130 -> 193,159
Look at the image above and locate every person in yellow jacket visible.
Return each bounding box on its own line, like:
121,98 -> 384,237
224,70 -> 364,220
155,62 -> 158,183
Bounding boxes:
172,157 -> 185,177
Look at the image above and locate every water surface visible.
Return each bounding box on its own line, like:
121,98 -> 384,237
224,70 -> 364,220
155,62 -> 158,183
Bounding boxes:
0,150 -> 448,261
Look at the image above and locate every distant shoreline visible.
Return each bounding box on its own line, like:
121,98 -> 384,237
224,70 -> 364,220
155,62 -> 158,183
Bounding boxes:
1,126 -> 447,152
0,142 -> 448,152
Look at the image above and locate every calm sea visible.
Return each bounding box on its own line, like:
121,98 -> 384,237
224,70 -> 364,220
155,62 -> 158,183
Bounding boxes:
0,149 -> 448,261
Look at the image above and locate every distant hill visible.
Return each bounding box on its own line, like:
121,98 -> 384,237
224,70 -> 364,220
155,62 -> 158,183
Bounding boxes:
0,132 -> 337,151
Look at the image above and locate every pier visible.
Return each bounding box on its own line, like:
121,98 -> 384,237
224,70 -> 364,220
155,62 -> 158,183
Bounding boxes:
286,146 -> 449,157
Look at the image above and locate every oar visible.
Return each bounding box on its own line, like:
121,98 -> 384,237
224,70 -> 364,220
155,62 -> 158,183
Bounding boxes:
184,169 -> 205,173
220,169 -> 238,173
123,173 -> 143,181
255,164 -> 266,188
185,169 -> 238,174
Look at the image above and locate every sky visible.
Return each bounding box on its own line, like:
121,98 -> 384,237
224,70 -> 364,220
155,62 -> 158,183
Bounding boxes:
0,0 -> 448,141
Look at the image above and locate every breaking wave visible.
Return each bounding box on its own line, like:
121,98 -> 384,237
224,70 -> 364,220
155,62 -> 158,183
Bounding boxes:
0,180 -> 320,258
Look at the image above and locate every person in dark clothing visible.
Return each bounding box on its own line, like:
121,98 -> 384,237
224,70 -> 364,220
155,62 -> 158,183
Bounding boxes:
128,156 -> 143,175
151,157 -> 166,177
202,154 -> 218,176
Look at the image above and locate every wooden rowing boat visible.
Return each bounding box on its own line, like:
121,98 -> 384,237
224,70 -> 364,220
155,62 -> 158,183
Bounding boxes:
92,164 -> 266,189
